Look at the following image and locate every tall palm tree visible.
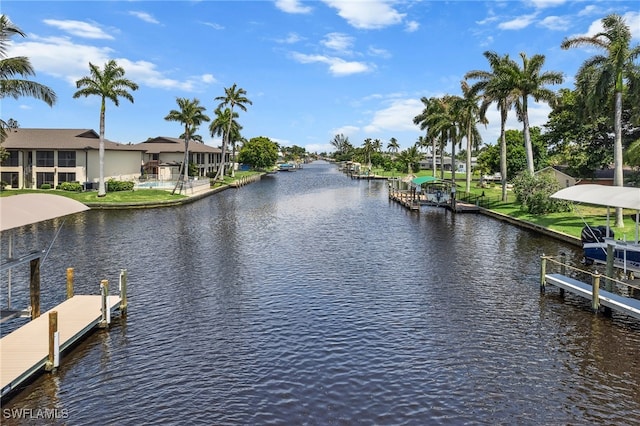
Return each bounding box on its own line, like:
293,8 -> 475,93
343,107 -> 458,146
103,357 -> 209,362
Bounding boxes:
413,96 -> 442,177
213,83 -> 252,181
0,15 -> 56,144
331,133 -> 350,154
465,51 -> 517,201
209,106 -> 242,177
458,81 -> 486,192
362,137 -> 374,169
387,137 -> 400,156
561,13 -> 640,227
502,52 -> 563,174
164,97 -> 210,195
74,60 -> 138,196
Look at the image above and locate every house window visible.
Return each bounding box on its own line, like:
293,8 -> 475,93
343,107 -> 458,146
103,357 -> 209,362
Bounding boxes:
1,172 -> 19,188
0,150 -> 18,167
152,153 -> 159,161
58,172 -> 76,183
36,172 -> 54,188
36,151 -> 54,167
58,151 -> 76,167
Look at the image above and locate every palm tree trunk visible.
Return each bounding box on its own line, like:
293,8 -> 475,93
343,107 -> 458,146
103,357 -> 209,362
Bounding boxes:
466,122 -> 472,193
230,142 -> 236,178
432,137 -> 436,177
98,99 -> 106,197
522,97 -> 535,174
614,90 -> 624,227
500,109 -> 508,202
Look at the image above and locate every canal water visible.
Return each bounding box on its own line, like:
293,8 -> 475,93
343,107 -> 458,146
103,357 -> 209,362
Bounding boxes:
2,161 -> 640,425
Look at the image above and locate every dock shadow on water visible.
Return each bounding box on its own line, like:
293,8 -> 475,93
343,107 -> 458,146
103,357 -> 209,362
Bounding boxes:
2,161 -> 640,425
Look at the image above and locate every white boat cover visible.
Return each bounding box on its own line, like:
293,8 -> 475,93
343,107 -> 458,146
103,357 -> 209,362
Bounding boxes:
0,193 -> 89,232
551,184 -> 640,210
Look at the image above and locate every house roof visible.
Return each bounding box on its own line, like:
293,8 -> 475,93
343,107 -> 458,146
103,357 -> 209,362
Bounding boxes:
136,136 -> 222,154
535,166 -> 576,180
2,128 -> 144,151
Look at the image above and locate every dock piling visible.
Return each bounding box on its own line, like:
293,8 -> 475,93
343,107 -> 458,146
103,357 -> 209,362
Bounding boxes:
559,253 -> 566,297
119,269 -> 128,314
46,311 -> 59,371
100,280 -> 110,328
66,267 -> 74,299
592,272 -> 601,312
30,258 -> 40,319
540,255 -> 546,294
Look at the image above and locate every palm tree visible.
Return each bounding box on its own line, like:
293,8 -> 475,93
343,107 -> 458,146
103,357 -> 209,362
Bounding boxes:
397,145 -> 421,175
164,97 -> 210,195
458,81 -> 486,192
387,137 -> 400,156
465,51 -> 517,201
331,133 -> 350,154
413,96 -> 441,177
502,52 -> 563,174
73,60 -> 138,196
561,14 -> 640,227
209,106 -> 242,177
213,83 -> 252,181
0,15 -> 56,144
180,124 -> 203,143
362,137 -> 374,169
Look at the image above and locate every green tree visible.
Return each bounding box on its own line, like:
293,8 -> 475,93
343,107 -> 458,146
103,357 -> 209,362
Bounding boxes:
0,15 -> 56,157
238,136 -> 279,170
465,51 -> 517,201
74,60 -> 138,196
396,145 -> 422,174
457,80 -> 486,192
387,137 -> 400,155
562,13 -> 640,227
209,106 -> 242,177
502,52 -> 563,174
164,97 -> 210,194
512,171 -> 571,214
213,83 -> 252,181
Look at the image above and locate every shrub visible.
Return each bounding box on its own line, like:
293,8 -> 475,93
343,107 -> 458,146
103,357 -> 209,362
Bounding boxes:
512,171 -> 571,215
0,180 -> 7,190
106,179 -> 134,192
60,181 -> 83,192
40,183 -> 51,190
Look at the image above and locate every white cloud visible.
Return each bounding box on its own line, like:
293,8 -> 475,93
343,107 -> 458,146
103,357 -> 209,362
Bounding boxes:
577,5 -> 601,17
8,35 -> 212,91
368,46 -> 391,59
275,0 -> 313,14
291,52 -> 372,76
322,32 -> 354,53
202,21 -> 225,30
276,32 -> 303,44
306,143 -> 336,153
128,11 -> 160,25
528,0 -> 566,9
322,0 -> 405,29
538,15 -> 570,31
363,98 -> 423,134
43,19 -> 114,40
498,14 -> 538,30
405,21 -> 420,32
330,125 -> 359,138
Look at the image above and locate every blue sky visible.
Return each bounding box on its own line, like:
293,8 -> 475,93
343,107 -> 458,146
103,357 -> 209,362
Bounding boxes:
2,1 -> 639,154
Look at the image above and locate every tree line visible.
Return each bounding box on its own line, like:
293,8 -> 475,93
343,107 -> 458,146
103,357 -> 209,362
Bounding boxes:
330,13 -> 639,228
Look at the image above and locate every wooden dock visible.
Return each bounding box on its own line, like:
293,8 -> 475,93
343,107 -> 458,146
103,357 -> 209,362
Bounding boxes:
1,294 -> 122,399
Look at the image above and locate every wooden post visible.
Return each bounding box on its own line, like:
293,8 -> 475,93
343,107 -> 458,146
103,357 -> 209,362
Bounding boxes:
66,267 -> 74,299
100,279 -> 109,328
46,311 -> 59,371
592,272 -> 601,313
605,243 -> 615,291
540,255 -> 546,294
119,269 -> 128,314
559,253 -> 566,297
30,258 -> 41,320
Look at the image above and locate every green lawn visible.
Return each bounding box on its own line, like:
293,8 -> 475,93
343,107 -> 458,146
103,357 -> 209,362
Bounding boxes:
0,188 -> 187,203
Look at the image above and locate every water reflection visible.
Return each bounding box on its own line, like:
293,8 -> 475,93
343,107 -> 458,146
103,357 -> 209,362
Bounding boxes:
1,161 -> 639,425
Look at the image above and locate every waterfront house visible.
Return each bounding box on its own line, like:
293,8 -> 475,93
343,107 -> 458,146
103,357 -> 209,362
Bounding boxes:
1,128 -> 144,189
134,137 -> 227,180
